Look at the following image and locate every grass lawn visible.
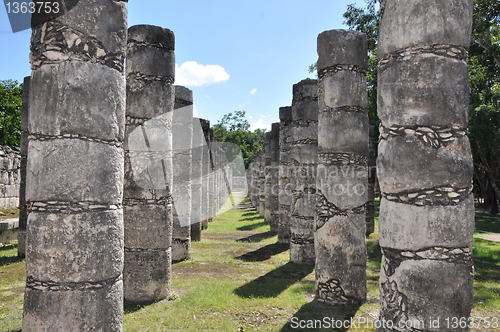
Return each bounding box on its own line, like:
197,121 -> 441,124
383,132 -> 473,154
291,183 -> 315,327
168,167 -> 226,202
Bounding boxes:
0,198 -> 499,331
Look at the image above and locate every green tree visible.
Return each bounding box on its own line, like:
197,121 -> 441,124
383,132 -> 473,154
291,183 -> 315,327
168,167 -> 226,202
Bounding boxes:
309,0 -> 379,125
469,0 -> 500,213
0,80 -> 22,147
212,111 -> 266,169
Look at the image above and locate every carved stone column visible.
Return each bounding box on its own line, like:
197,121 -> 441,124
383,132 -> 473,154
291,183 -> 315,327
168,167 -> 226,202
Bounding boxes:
123,25 -> 175,304
377,1 -> 474,329
289,79 -> 318,265
315,29 -> 368,305
23,1 -> 127,329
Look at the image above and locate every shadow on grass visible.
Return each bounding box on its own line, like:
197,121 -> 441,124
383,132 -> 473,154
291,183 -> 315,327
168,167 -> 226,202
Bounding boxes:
0,255 -> 23,267
234,262 -> 314,298
475,212 -> 500,233
236,243 -> 289,262
367,237 -> 382,270
237,221 -> 267,231
240,216 -> 264,223
241,211 -> 259,217
0,243 -> 17,252
473,238 -> 500,282
0,243 -> 23,267
280,300 -> 361,332
236,230 -> 276,243
124,303 -> 148,314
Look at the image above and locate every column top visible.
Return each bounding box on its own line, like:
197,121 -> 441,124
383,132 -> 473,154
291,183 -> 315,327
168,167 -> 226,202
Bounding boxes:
317,29 -> 367,70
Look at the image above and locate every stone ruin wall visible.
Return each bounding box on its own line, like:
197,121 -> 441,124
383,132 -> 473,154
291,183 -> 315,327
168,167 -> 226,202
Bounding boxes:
0,146 -> 21,208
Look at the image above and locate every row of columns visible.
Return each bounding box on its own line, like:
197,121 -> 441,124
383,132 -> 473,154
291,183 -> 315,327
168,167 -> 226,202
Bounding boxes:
18,0 -> 474,330
21,4 -> 233,329
247,0 -> 474,328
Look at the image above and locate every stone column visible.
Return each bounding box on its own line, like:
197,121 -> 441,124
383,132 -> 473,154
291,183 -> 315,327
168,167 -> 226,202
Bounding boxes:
278,106 -> 292,244
366,125 -> 376,236
264,132 -> 272,222
257,149 -> 266,217
191,117 -> 203,242
172,85 -> 193,262
267,123 -> 280,233
17,76 -> 29,258
23,1 -> 127,330
208,128 -> 216,222
377,1 -> 474,328
200,119 -> 210,230
290,79 -> 318,265
123,25 -> 175,304
247,154 -> 258,209
315,30 -> 368,305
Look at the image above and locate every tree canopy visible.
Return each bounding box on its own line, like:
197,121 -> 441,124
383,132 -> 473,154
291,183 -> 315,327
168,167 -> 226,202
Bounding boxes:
0,79 -> 22,147
212,110 -> 266,169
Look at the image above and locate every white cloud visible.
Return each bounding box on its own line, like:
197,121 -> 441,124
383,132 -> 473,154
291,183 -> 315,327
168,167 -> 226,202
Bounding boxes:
175,61 -> 230,87
250,88 -> 257,95
250,117 -> 272,132
248,116 -> 253,119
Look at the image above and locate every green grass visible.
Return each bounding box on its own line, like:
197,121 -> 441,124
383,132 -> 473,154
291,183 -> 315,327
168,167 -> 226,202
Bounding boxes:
0,207 -> 19,221
475,211 -> 500,234
0,242 -> 24,332
0,196 -> 499,331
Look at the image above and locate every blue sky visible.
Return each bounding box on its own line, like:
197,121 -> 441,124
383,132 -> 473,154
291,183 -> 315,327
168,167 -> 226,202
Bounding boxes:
0,0 -> 367,131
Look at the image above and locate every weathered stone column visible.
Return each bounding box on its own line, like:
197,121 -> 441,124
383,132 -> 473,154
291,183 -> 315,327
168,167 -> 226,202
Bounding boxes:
290,79 -> 318,265
315,30 -> 368,305
278,106 -> 292,244
264,132 -> 272,222
208,128 -> 216,222
267,123 -> 280,232
247,154 -> 259,209
191,117 -> 203,242
257,149 -> 266,217
200,119 -> 210,230
172,85 -> 193,262
123,25 -> 175,304
366,125 -> 376,236
377,1 -> 474,329
23,1 -> 127,330
17,76 -> 29,258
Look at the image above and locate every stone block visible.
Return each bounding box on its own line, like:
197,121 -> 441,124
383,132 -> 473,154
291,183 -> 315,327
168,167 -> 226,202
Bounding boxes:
126,82 -> 175,120
29,62 -> 125,141
292,78 -> 318,104
379,195 -> 474,250
317,30 -> 367,70
126,45 -> 175,80
128,25 -> 175,50
123,248 -> 170,303
124,205 -> 172,249
377,135 -> 473,194
288,144 -> 318,166
318,111 -> 369,154
378,54 -> 469,128
290,242 -> 315,265
319,71 -> 368,110
379,259 -> 473,331
23,281 -> 123,332
316,165 -> 368,210
315,213 -> 366,302
291,191 -> 316,218
26,140 -> 124,204
26,210 -> 123,283
378,0 -> 473,58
